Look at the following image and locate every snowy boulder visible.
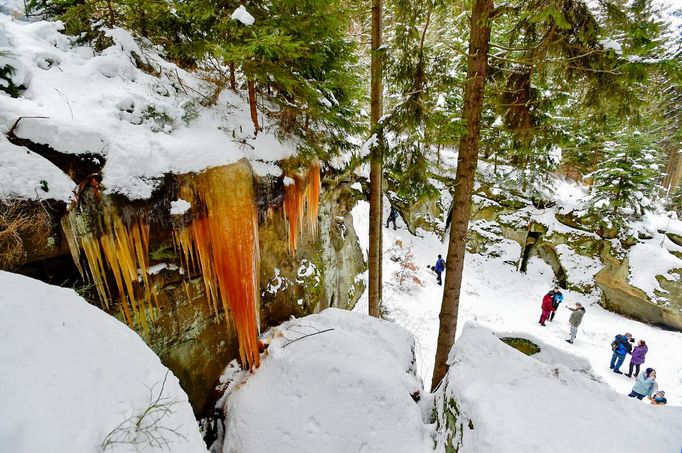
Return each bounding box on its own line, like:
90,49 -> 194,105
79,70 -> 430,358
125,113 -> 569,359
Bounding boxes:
0,271 -> 208,453
434,322 -> 682,453
219,308 -> 433,453
0,135 -> 75,202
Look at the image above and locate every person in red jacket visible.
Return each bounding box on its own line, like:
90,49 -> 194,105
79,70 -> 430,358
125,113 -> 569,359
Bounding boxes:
539,291 -> 554,326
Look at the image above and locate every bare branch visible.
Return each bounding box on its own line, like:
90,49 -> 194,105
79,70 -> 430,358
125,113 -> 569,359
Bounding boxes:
281,328 -> 335,348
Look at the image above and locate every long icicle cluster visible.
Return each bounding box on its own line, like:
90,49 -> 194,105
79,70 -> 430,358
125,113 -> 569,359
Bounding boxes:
174,163 -> 261,369
283,162 -> 321,254
62,208 -> 155,332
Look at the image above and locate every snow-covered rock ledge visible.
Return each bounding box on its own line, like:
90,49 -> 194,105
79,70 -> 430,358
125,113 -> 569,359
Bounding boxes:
0,271 -> 207,453
215,309 -> 434,453
434,322 -> 682,453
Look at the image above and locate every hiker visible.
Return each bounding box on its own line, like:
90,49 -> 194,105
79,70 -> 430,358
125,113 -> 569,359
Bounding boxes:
610,332 -> 634,374
548,287 -> 564,321
565,302 -> 585,343
626,340 -> 648,378
386,206 -> 398,230
651,391 -> 667,406
539,291 -> 554,326
434,255 -> 446,286
628,368 -> 656,400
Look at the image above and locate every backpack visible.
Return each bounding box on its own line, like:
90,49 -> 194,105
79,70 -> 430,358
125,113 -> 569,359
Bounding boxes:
611,335 -> 622,352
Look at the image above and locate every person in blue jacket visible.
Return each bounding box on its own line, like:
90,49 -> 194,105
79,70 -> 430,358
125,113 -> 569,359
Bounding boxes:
434,255 -> 446,286
548,287 -> 564,322
610,332 -> 633,374
628,368 -> 657,400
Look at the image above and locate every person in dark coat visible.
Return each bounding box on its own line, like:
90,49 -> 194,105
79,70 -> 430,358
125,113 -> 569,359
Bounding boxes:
548,287 -> 564,322
626,340 -> 648,378
539,291 -> 554,326
386,206 -> 398,230
610,332 -> 633,374
565,302 -> 585,343
434,255 -> 446,285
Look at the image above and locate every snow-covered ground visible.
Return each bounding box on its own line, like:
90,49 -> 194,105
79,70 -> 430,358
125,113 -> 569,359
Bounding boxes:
217,309 -> 433,453
0,14 -> 294,200
0,271 -> 207,453
352,200 -> 682,408
436,323 -> 682,453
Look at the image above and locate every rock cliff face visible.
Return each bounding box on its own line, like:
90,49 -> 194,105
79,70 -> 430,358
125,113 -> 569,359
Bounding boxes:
595,242 -> 682,331
464,188 -> 682,331
398,180 -> 682,332
7,159 -> 367,415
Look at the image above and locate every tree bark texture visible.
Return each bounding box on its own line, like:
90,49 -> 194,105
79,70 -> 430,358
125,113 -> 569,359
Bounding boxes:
664,145 -> 682,193
229,62 -> 237,92
431,0 -> 493,391
368,0 -> 384,318
247,79 -> 259,135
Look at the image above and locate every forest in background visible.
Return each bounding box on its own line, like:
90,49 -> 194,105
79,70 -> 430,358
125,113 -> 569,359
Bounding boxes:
9,0 -> 680,232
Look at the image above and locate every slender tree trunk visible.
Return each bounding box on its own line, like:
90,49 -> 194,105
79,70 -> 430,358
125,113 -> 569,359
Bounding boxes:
248,79 -> 259,135
368,0 -> 383,318
106,0 -> 116,27
664,145 -> 681,192
229,63 -> 237,91
138,5 -> 148,38
431,0 -> 493,391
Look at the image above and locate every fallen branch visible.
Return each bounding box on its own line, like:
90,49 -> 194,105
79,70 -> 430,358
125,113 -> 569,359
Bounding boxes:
7,116 -> 105,183
8,116 -> 49,137
281,328 -> 334,348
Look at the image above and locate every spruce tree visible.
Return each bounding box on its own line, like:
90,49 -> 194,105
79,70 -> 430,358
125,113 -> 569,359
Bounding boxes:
586,128 -> 663,229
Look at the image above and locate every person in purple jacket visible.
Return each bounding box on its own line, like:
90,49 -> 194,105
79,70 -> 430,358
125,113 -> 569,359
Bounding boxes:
626,339 -> 648,378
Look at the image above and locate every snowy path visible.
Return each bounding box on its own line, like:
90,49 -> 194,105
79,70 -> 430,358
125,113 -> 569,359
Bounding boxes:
352,200 -> 682,406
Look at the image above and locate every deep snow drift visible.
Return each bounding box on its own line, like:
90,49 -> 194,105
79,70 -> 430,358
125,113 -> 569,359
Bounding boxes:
218,308 -> 434,453
435,323 -> 682,453
0,271 -> 207,453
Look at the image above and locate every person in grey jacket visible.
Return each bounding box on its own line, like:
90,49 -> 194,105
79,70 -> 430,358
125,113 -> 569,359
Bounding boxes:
565,302 -> 585,344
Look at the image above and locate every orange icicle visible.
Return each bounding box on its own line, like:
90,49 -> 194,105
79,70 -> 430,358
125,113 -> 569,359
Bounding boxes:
283,175 -> 303,254
173,164 -> 261,369
283,163 -> 322,254
62,207 -> 156,333
306,162 -> 321,237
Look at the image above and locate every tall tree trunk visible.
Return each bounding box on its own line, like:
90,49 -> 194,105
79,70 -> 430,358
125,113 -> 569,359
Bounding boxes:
431,0 -> 493,391
106,0 -> 116,27
664,144 -> 682,193
248,79 -> 259,135
368,0 -> 384,318
229,63 -> 237,91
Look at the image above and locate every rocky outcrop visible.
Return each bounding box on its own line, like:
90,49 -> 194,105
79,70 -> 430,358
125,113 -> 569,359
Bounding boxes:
9,159 -> 367,415
464,186 -> 682,331
393,195 -> 445,236
596,242 -> 682,331
318,179 -> 366,311
258,176 -> 366,326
